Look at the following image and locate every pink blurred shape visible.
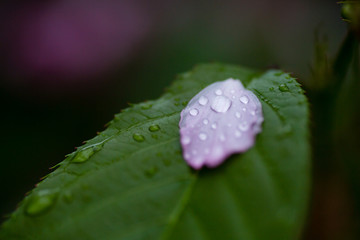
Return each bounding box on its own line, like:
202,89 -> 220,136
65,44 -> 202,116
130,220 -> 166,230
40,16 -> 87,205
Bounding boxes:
7,0 -> 150,84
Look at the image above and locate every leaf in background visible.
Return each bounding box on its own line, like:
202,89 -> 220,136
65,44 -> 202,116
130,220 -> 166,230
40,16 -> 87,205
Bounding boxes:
0,64 -> 310,240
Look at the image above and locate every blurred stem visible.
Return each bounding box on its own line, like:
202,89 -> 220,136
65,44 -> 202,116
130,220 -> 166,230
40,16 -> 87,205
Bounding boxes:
332,30 -> 357,91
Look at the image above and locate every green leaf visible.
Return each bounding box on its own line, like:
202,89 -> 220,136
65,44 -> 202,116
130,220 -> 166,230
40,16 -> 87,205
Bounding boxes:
0,63 -> 310,240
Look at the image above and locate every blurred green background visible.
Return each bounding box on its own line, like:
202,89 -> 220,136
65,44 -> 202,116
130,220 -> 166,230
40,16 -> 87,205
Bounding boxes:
0,0 -> 356,239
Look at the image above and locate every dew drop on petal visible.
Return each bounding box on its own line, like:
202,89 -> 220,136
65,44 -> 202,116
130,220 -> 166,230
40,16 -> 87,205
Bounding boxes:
203,119 -> 209,125
211,96 -> 232,113
235,112 -> 241,118
181,136 -> 191,145
238,122 -> 249,131
215,89 -> 223,95
190,108 -> 199,116
219,134 -> 226,142
198,96 -> 208,105
240,96 -> 249,104
211,123 -> 217,129
199,133 -> 207,141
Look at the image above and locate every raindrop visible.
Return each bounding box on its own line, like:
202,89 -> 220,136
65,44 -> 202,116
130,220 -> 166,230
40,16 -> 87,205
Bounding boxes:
215,89 -> 223,95
25,190 -> 58,216
63,191 -> 73,203
182,101 -> 188,106
148,124 -> 160,132
235,112 -> 241,118
211,96 -> 232,113
198,133 -> 207,141
181,136 -> 191,145
238,122 -> 249,131
240,96 -> 249,104
145,167 -> 158,178
133,133 -> 145,142
250,110 -> 256,116
269,87 -> 275,91
219,134 -> 226,142
190,108 -> 199,116
72,145 -> 101,163
242,107 -> 247,112
198,96 -> 208,105
279,83 -> 290,92
211,123 -> 217,129
141,103 -> 152,110
235,131 -> 242,138
203,119 -> 209,125
162,159 -> 171,166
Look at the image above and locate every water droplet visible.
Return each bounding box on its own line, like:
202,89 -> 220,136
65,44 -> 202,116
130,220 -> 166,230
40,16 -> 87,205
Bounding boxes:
148,124 -> 160,132
279,84 -> 290,92
190,108 -> 199,116
72,146 -> 101,163
198,133 -> 207,141
277,124 -> 293,137
211,96 -> 232,113
235,131 -> 242,138
182,101 -> 188,106
250,110 -> 256,116
242,107 -> 247,112
141,103 -> 152,110
219,134 -> 226,142
162,159 -> 171,166
235,112 -> 241,118
198,96 -> 208,105
151,134 -> 158,139
238,122 -> 249,131
230,90 -> 235,94
203,119 -> 209,125
211,123 -> 217,129
181,136 -> 191,145
145,167 -> 158,178
269,87 -> 275,91
240,96 -> 249,104
63,191 -> 73,203
133,133 -> 145,142
25,190 -> 58,216
215,89 -> 223,95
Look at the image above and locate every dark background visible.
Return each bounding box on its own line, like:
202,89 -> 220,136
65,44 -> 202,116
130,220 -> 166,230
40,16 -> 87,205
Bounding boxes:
0,0 -> 353,239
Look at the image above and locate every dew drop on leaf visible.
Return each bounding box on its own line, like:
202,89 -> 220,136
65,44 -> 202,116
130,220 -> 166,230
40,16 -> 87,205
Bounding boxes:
144,167 -> 158,178
279,83 -> 290,92
141,103 -> 152,110
148,124 -> 160,132
133,133 -> 145,142
25,190 -> 58,216
72,145 -> 101,163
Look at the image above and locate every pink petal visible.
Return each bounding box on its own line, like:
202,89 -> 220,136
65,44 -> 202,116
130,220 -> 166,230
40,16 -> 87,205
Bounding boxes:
179,78 -> 263,169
